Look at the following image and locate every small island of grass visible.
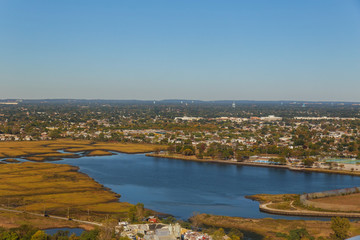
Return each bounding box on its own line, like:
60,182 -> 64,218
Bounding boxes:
86,150 -> 113,157
2,158 -> 21,163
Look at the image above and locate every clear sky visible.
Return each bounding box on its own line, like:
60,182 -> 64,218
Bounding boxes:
1,0 -> 359,101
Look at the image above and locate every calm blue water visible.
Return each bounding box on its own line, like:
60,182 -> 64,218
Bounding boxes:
44,228 -> 84,236
58,153 -> 360,220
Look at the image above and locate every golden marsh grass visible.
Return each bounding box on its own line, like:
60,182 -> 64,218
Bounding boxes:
86,150 -> 113,156
0,162 -> 132,220
0,139 -> 165,160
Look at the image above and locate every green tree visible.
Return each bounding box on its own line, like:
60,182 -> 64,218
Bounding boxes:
197,143 -> 207,154
162,216 -> 177,224
48,130 -> 61,139
31,230 -> 48,240
287,228 -> 314,240
228,228 -> 243,240
12,224 -> 37,240
330,217 -> 350,240
167,145 -> 175,154
135,203 -> 145,220
118,237 -> 131,240
69,234 -> 79,240
271,157 -> 286,165
99,218 -> 118,240
211,228 -> 225,240
128,203 -> 145,223
128,205 -> 137,223
79,229 -> 99,240
302,158 -> 315,167
183,148 -> 194,156
0,231 -> 19,240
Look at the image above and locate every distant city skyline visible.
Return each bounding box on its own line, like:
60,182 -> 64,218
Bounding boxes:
1,1 -> 359,101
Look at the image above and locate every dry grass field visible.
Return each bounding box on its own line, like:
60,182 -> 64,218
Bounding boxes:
0,162 -> 132,221
0,211 -> 94,230
0,139 -> 165,161
310,193 -> 360,212
192,214 -> 360,240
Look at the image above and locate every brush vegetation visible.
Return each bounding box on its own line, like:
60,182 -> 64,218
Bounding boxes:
246,194 -> 299,205
191,214 -> 360,240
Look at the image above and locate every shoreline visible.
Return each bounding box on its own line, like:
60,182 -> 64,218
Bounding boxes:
1,143 -> 359,225
146,153 -> 360,177
146,153 -> 289,169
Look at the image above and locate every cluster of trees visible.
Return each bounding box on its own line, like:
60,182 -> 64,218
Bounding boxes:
275,228 -> 315,240
209,228 -> 243,240
192,212 -> 352,240
205,143 -> 234,160
0,224 -> 136,240
168,137 -> 360,164
127,203 -> 152,223
169,142 -> 292,163
0,225 -> 101,240
168,142 -> 235,160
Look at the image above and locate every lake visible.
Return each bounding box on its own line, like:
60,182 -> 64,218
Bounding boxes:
58,153 -> 360,220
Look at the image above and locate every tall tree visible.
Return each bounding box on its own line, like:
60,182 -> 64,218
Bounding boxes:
330,217 -> 350,240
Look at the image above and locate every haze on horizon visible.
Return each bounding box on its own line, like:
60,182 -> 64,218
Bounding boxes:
0,1 -> 359,102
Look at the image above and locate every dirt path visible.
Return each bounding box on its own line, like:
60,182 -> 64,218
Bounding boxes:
0,207 -> 102,227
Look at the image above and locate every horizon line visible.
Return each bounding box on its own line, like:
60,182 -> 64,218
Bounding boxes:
1,98 -> 360,104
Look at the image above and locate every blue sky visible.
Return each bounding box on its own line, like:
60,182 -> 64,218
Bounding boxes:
1,0 -> 359,101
